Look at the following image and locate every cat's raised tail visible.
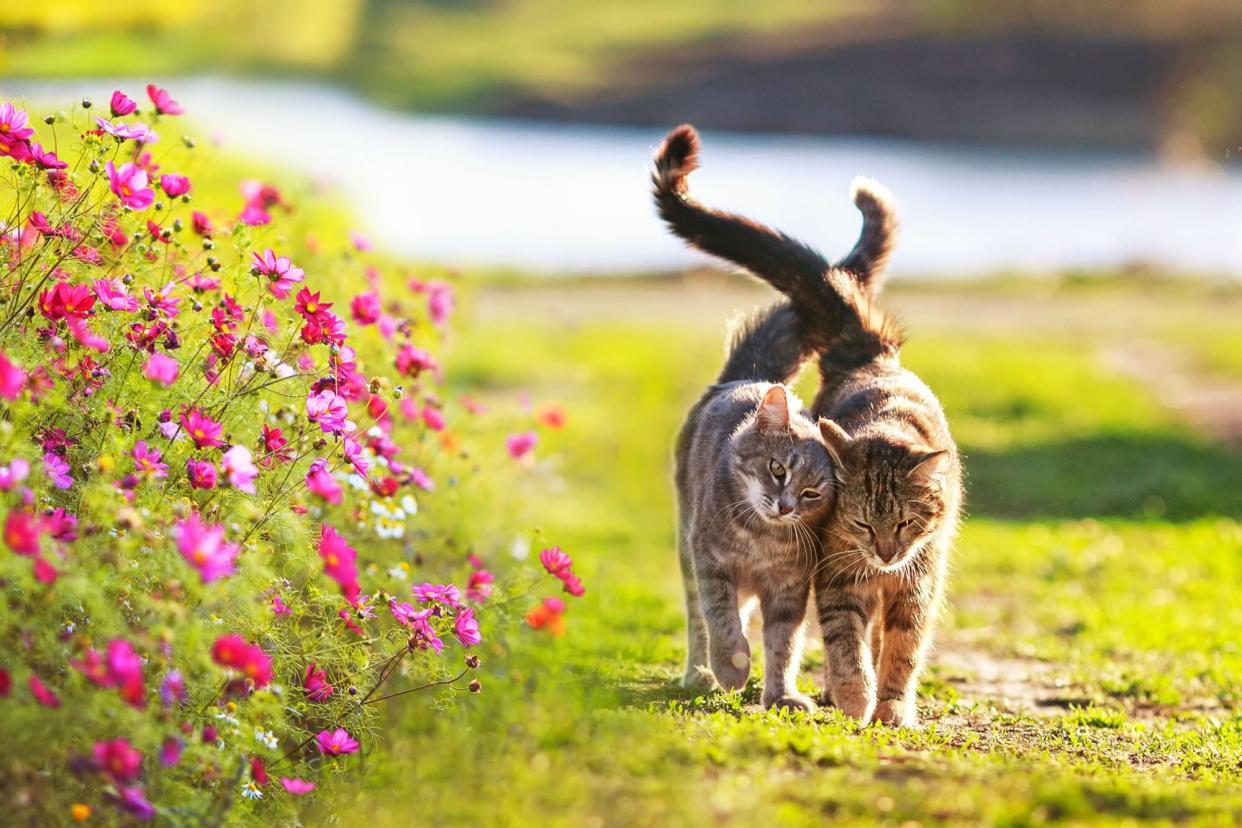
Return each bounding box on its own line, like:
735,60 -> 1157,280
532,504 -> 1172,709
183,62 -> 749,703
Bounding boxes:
652,124 -> 902,367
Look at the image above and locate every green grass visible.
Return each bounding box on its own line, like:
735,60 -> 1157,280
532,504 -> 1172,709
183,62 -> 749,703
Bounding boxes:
321,278 -> 1242,826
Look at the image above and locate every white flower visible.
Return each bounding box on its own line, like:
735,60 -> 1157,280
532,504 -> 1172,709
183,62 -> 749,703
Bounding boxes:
241,781 -> 264,800
255,728 -> 278,750
510,535 -> 531,561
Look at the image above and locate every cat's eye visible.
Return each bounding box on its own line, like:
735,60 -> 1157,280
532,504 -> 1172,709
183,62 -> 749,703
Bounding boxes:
800,489 -> 821,500
897,518 -> 917,531
851,519 -> 875,536
769,459 -> 786,478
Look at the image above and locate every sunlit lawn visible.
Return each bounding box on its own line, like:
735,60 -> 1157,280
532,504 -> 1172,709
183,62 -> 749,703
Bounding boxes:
326,276 -> 1242,826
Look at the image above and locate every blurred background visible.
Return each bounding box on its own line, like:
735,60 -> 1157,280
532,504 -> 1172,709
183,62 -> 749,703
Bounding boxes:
2,0 -> 1240,275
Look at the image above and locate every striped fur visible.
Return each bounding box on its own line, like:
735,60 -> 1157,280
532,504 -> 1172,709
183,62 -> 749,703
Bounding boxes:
654,125 -> 962,726
671,304 -> 838,711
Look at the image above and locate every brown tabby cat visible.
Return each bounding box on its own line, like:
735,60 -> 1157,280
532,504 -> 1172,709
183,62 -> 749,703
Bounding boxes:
653,125 -> 962,726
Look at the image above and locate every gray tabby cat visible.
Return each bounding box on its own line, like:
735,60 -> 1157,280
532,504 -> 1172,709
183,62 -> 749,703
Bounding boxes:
669,300 -> 838,711
654,125 -> 962,727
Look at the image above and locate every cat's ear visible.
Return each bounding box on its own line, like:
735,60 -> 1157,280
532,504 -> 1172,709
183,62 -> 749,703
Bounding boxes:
908,449 -> 949,485
817,418 -> 851,467
756,386 -> 790,432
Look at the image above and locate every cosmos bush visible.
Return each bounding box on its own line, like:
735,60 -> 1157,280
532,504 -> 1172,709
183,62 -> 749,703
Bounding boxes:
0,87 -> 582,823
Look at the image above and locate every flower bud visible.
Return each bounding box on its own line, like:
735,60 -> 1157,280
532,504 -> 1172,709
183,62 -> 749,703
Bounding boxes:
469,679 -> 482,694
348,686 -> 357,696
89,160 -> 100,173
465,654 -> 480,669
43,115 -> 55,125
81,98 -> 92,109
173,219 -> 183,232
203,240 -> 214,250
182,136 -> 196,149
122,273 -> 134,285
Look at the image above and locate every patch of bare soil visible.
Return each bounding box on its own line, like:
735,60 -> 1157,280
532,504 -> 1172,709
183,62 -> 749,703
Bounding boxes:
1102,341 -> 1242,446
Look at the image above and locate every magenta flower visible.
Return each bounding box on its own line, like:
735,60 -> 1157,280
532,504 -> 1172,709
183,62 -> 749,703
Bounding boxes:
540,547 -> 573,578
0,103 -> 35,143
0,351 -> 24,400
0,458 -> 29,491
251,249 -> 304,299
106,161 -> 154,210
143,353 -> 179,385
428,281 -> 455,326
93,739 -> 143,783
302,663 -> 333,702
181,408 -> 223,448
220,445 -> 258,494
454,607 -> 482,648
175,512 -> 240,583
412,582 -> 462,608
146,84 -> 184,115
160,173 -> 191,198
407,610 -> 444,655
305,389 -> 353,435
318,524 -> 360,605
466,568 -> 494,603
110,90 -> 137,117
350,292 -> 381,325
29,674 -> 60,708
316,728 -> 360,756
43,452 -> 72,489
280,777 -> 316,795
186,458 -> 217,490
271,595 -> 291,616
506,431 -> 537,460
4,510 -> 41,556
305,458 -> 342,504
114,785 -> 155,821
160,671 -> 186,708
395,343 -> 437,378
211,634 -> 273,687
159,737 -> 183,768
95,278 -> 141,312
29,143 -> 66,171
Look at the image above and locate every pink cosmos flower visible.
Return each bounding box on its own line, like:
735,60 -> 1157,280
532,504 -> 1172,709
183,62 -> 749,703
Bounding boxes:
454,607 -> 482,648
220,445 -> 258,493
110,90 -> 137,117
186,458 -> 217,490
0,458 -> 29,490
466,569 -> 495,603
160,672 -> 185,708
4,510 -> 41,555
38,281 -> 96,321
407,610 -> 444,655
251,249 -> 304,299
107,161 -> 154,210
191,211 -> 213,236
160,173 -> 190,197
280,777 -> 316,795
105,639 -> 146,709
94,739 -> 143,783
132,439 -> 168,479
0,351 -> 24,400
160,737 -> 183,768
147,84 -> 184,115
211,634 -> 273,688
350,292 -> 381,325
395,343 -> 437,378
302,663 -> 333,702
0,102 -> 33,137
68,317 -> 109,353
94,278 -> 141,312
540,547 -> 574,578
428,281 -> 455,326
28,143 -> 66,171
114,785 -> 155,821
343,437 -> 370,476
305,458 -> 342,504
506,431 -> 537,460
175,512 -> 240,582
239,203 -> 270,226
181,408 -> 223,448
29,674 -> 60,708
562,573 -> 586,597
305,389 -> 354,435
318,524 -> 360,605
43,452 -> 72,489
412,582 -> 462,608
421,405 -> 446,431
315,728 -> 359,756
32,557 -> 58,583
143,353 -> 179,386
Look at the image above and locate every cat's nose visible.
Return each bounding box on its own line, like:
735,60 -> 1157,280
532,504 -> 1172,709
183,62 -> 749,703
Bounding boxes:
777,503 -> 793,516
875,541 -> 898,562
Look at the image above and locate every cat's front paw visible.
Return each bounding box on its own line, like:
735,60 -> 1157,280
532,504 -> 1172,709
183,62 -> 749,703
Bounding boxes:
680,664 -> 715,691
827,682 -> 875,723
872,697 -> 917,727
709,644 -> 751,691
763,691 -> 817,713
